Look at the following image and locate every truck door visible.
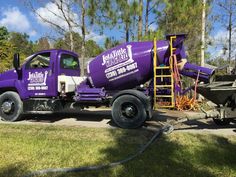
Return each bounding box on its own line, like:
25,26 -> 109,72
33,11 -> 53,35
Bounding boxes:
23,52 -> 56,97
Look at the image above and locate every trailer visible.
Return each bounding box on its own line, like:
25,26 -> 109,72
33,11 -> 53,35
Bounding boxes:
197,75 -> 236,125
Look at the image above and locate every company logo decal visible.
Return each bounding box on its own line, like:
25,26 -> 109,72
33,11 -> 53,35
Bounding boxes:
27,71 -> 48,91
102,45 -> 139,81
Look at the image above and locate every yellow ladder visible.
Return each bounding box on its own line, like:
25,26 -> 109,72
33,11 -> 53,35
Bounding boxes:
153,36 -> 176,109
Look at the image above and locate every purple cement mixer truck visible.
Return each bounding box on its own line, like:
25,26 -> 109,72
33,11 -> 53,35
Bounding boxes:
0,34 -> 234,128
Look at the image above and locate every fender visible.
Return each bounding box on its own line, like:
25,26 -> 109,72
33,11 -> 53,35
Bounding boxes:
111,89 -> 152,119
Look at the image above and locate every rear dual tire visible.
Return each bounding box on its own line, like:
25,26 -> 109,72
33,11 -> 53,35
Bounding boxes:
112,95 -> 147,129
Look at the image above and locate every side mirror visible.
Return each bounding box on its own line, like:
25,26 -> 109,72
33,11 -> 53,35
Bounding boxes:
13,53 -> 20,70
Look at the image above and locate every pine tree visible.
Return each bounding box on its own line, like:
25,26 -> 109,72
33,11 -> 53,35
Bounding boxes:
158,0 -> 212,64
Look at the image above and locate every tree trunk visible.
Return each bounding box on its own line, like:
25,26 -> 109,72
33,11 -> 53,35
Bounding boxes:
138,0 -> 143,41
81,0 -> 86,76
200,0 -> 206,67
132,8 -> 136,41
145,0 -> 150,35
200,0 -> 206,102
125,0 -> 129,42
125,22 -> 129,42
228,0 -> 232,65
69,30 -> 74,51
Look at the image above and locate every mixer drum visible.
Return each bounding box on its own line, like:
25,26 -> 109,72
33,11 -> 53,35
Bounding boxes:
87,40 -> 170,90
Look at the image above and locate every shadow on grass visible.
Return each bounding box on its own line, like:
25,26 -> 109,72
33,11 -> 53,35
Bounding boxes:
175,119 -> 236,131
90,133 -> 235,177
107,133 -> 234,177
196,135 -> 236,169
21,109 -> 180,129
20,109 -> 236,133
44,132 -> 235,177
22,109 -> 112,123
1,130 -> 236,177
3,109 -> 236,177
0,163 -> 27,177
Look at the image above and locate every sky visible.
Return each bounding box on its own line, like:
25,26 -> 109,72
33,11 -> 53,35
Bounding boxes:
0,0 -> 111,45
0,0 -> 159,46
0,0 -> 234,60
0,0 -> 38,38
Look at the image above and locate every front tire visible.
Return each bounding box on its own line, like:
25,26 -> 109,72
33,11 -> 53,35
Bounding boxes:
0,91 -> 23,122
112,95 -> 147,129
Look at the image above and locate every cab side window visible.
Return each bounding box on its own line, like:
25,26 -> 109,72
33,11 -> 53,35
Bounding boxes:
60,54 -> 79,70
25,53 -> 51,69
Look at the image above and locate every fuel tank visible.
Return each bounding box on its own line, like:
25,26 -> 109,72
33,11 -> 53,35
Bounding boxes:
87,34 -> 214,90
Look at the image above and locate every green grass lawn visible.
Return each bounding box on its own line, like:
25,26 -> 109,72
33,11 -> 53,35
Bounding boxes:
0,123 -> 235,177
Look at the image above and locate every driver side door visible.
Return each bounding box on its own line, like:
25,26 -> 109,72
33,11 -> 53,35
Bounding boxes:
23,52 -> 56,97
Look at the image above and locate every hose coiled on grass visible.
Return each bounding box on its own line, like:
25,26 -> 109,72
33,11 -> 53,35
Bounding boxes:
23,124 -> 174,177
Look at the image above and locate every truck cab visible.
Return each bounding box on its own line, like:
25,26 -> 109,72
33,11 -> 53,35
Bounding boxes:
0,49 -> 85,121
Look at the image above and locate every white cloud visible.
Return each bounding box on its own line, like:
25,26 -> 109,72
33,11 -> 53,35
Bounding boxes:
209,29 -> 236,59
29,30 -> 37,36
212,30 -> 228,45
35,1 -> 106,42
85,31 -> 106,42
211,29 -> 236,46
149,23 -> 157,31
35,1 -> 79,31
0,7 -> 36,37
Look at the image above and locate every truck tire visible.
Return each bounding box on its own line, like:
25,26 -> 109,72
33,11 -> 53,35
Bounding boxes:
0,91 -> 23,122
213,118 -> 231,126
112,95 -> 147,129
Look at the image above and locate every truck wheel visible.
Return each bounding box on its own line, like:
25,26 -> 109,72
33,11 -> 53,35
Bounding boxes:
0,91 -> 23,122
213,118 -> 231,126
112,95 -> 147,129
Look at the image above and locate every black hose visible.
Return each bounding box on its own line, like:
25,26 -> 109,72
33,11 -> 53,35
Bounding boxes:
23,124 -> 174,177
